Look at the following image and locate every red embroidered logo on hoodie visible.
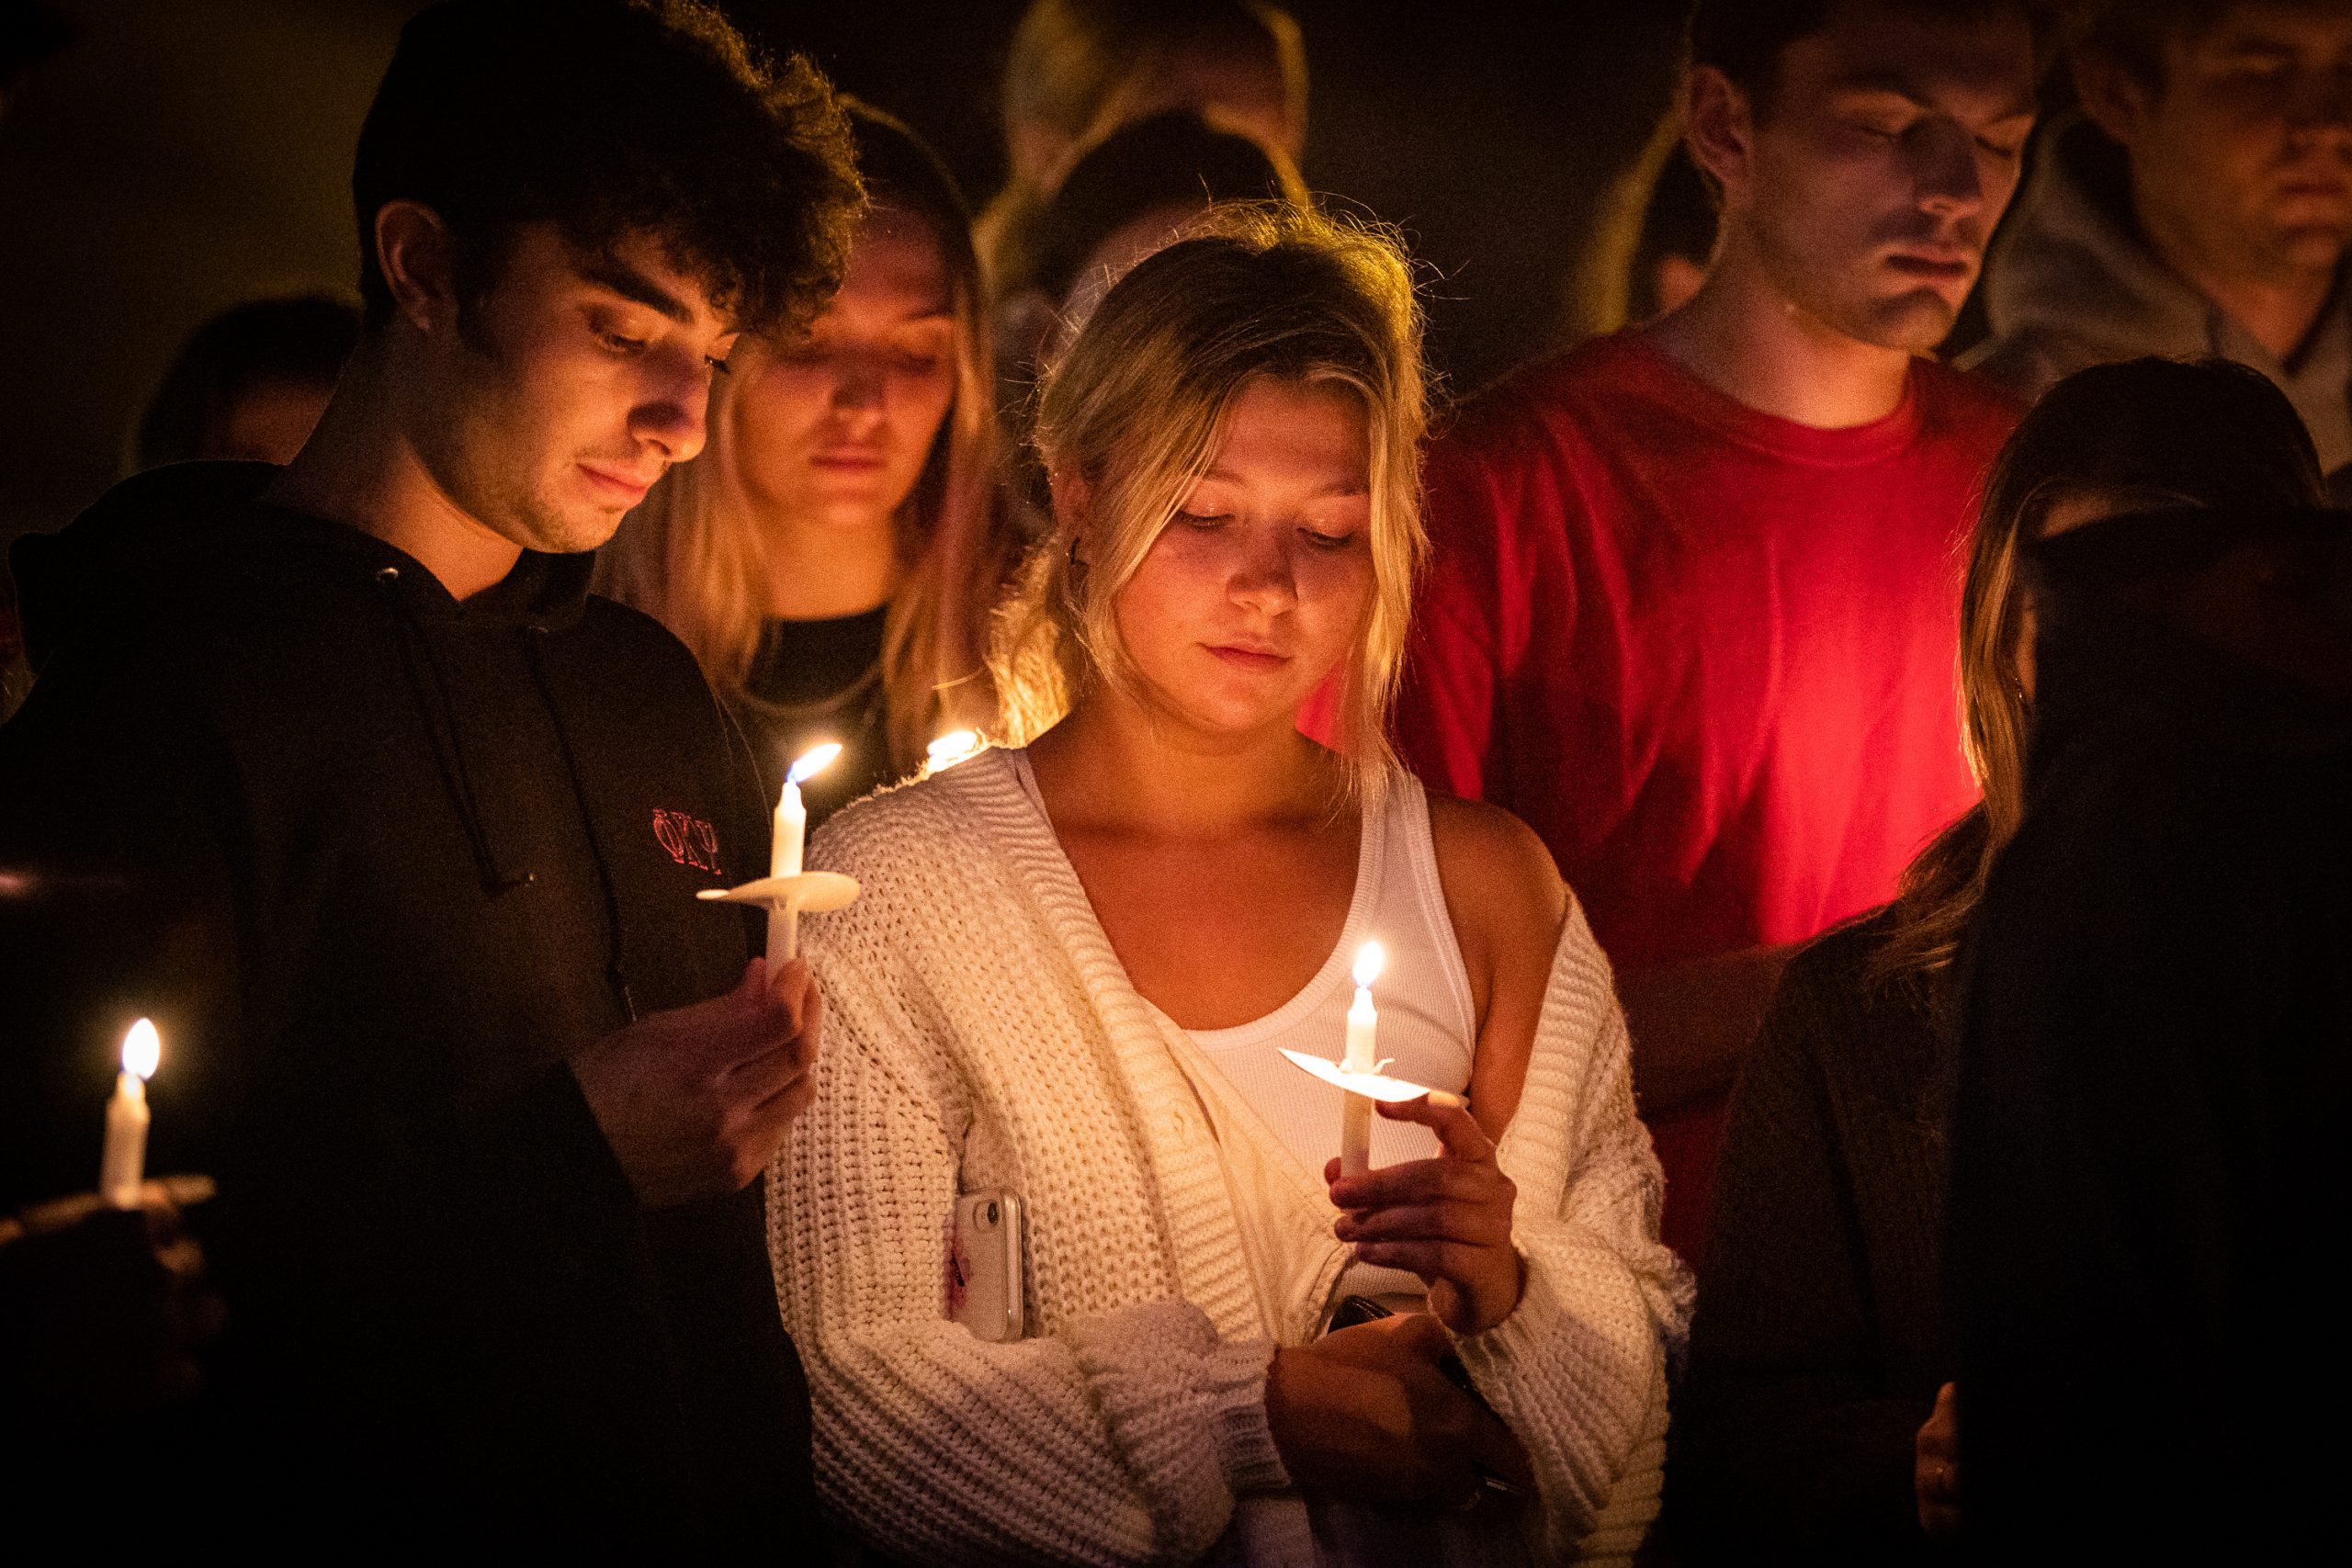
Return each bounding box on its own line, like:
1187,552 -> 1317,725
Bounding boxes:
651,809 -> 721,874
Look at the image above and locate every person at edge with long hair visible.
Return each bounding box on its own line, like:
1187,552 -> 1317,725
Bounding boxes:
605,104 -> 1023,819
769,203 -> 1686,1566
1667,357 -> 2328,1563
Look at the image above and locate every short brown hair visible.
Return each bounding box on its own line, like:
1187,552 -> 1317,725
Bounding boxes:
1686,0 -> 2055,107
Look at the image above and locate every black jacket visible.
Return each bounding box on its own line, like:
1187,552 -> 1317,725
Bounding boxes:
1670,908 -> 1953,1564
0,464 -> 816,1545
1948,507 -> 2352,1562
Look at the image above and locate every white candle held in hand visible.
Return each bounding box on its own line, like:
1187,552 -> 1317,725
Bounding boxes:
100,1018 -> 159,1208
1340,942 -> 1385,1178
769,742 -> 842,965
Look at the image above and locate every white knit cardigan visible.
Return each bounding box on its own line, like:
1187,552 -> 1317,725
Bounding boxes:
769,750 -> 1691,1566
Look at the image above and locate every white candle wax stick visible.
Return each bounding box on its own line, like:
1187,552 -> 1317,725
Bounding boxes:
100,1019 -> 159,1208
1340,1089 -> 1372,1179
1339,942 -> 1385,1179
768,776 -> 806,967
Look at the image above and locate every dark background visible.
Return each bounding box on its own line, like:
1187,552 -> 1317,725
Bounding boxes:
0,1 -> 1680,546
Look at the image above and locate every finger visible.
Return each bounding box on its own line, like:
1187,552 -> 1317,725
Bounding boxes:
741,1071 -> 821,1156
1352,1239 -> 1496,1285
1375,1094 -> 1495,1164
1390,1310 -> 1453,1361
1338,1201 -> 1511,1247
724,1031 -> 816,1107
769,957 -> 813,1032
1332,1157 -> 1504,1212
796,982 -> 824,1069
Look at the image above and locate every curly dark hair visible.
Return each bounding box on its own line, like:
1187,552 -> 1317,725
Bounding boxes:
353,0 -> 862,335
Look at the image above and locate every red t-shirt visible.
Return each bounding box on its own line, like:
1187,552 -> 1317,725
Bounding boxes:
1398,331 -> 2019,1255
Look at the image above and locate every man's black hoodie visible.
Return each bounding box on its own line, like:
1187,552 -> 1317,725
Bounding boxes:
0,464 -> 816,1544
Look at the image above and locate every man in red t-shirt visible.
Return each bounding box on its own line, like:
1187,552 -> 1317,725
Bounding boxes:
1398,0 -> 2042,1261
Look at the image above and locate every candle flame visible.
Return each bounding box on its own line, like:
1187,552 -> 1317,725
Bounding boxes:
1351,941 -> 1385,988
787,741 -> 844,786
121,1018 -> 160,1081
926,729 -> 981,767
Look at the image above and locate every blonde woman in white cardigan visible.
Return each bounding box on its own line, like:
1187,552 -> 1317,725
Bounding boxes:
770,204 -> 1690,1566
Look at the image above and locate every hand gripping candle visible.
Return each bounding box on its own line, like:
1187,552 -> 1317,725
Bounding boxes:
100,1018 -> 160,1208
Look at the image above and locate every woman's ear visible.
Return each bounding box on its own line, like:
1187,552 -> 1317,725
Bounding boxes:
1048,466 -> 1092,536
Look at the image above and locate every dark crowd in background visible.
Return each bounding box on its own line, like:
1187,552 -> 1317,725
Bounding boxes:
2,2 -> 2347,1564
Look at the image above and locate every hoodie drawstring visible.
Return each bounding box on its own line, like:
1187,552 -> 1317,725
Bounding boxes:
525,631 -> 639,1022
377,566 -> 532,897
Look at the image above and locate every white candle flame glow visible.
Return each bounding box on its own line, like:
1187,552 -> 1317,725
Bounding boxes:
926,729 -> 981,768
788,741 -> 844,787
121,1017 -> 160,1080
1351,941 -> 1385,989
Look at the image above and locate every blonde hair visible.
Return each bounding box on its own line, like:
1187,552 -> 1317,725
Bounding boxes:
604,109 -> 1019,775
993,202 -> 1428,803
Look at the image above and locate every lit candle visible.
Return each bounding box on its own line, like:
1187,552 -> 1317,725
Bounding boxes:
100,1018 -> 159,1208
770,742 -> 842,965
1340,942 -> 1384,1178
924,729 -> 981,774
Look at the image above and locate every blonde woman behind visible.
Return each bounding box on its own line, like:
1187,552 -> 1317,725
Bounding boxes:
604,105 -> 1023,818
771,203 -> 1689,1566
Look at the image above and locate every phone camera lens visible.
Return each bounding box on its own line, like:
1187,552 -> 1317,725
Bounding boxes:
985,1201 -> 1000,1224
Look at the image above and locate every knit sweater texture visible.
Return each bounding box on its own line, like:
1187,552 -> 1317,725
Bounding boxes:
1665,909 -> 1950,1562
769,748 -> 1690,1566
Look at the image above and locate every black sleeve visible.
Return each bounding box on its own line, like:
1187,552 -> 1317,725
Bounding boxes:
1668,938 -> 1937,1561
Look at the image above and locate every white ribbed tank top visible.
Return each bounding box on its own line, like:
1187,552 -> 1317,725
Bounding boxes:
1010,754 -> 1478,1288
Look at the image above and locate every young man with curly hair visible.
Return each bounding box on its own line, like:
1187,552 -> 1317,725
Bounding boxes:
0,1 -> 861,1546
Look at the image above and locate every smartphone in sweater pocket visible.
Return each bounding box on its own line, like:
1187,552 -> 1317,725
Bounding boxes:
950,1190 -> 1028,1342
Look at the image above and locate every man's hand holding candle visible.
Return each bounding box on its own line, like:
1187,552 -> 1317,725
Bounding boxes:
1328,1094 -> 1525,1336
0,1176 -> 224,1422
572,957 -> 823,1209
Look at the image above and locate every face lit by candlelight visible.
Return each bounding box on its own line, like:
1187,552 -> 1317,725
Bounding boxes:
727,207 -> 959,540
390,215 -> 740,557
121,1018 -> 160,1080
1109,376 -> 1375,739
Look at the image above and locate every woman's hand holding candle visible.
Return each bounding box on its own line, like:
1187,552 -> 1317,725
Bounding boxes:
1328,1094 -> 1524,1336
1266,1314 -> 1531,1506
